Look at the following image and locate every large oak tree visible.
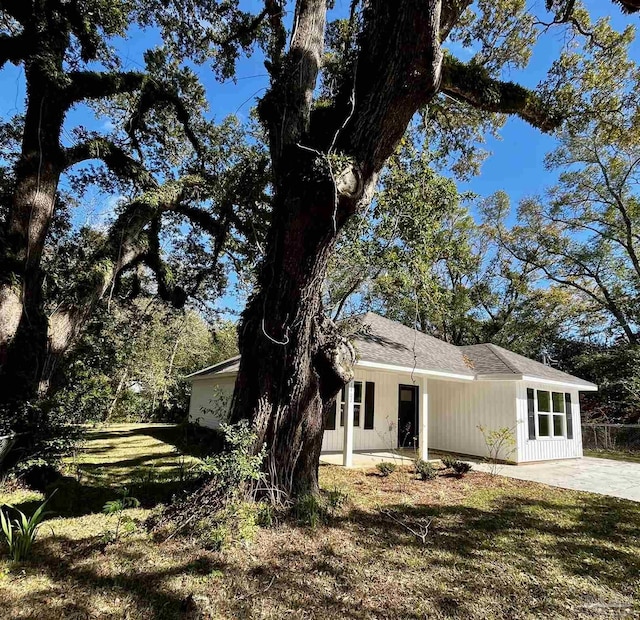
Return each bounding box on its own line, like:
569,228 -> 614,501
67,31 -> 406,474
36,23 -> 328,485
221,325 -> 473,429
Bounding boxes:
0,0 -> 268,408
226,0 -> 640,496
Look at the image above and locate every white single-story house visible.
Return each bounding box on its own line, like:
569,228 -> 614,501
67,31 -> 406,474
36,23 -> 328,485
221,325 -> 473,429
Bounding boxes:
187,313 -> 597,465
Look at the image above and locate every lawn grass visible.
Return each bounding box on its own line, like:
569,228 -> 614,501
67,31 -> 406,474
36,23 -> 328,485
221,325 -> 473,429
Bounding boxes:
1,426 -> 640,619
584,448 -> 640,464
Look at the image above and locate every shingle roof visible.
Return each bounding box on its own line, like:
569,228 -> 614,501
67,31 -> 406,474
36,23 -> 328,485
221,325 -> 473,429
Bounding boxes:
354,312 -> 474,377
187,313 -> 596,389
461,343 -> 597,388
185,356 -> 240,378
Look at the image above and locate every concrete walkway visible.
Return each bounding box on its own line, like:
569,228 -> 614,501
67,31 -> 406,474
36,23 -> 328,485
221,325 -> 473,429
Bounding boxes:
465,457 -> 640,503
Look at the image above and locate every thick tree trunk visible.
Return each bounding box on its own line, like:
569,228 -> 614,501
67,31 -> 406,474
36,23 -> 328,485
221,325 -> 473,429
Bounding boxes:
0,47 -> 67,407
229,0 -> 447,497
230,151 -> 356,496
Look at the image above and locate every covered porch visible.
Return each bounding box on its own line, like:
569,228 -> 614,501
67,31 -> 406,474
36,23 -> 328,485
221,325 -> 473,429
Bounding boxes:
326,377 -> 430,467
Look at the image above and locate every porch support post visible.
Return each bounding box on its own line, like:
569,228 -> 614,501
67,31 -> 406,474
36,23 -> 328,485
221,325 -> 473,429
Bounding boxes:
342,380 -> 355,467
419,377 -> 429,461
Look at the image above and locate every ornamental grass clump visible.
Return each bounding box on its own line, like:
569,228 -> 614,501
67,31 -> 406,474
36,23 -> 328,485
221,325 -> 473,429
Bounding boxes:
0,491 -> 55,562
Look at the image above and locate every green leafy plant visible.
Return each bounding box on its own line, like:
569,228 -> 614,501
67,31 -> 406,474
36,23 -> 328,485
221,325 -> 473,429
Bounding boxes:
441,455 -> 457,469
200,420 -> 266,494
451,460 -> 472,476
325,486 -> 348,516
293,493 -> 323,528
0,491 -> 56,562
414,459 -> 437,481
376,462 -> 397,477
478,425 -> 517,475
255,502 -> 276,528
102,487 -> 140,543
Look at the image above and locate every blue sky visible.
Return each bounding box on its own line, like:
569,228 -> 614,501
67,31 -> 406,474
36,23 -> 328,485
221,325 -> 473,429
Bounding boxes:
0,1 -> 638,317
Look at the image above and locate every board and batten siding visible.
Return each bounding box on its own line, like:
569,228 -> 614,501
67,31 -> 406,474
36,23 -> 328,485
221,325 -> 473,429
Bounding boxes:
428,380 -> 517,460
188,375 -> 236,429
321,368 -> 422,452
515,380 -> 583,463
189,367 -> 420,450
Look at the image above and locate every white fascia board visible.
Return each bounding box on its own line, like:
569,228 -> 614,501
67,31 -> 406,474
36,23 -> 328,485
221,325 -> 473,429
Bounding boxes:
356,360 -> 474,381
184,356 -> 241,379
189,371 -> 238,382
475,373 -> 523,381
520,375 -> 598,391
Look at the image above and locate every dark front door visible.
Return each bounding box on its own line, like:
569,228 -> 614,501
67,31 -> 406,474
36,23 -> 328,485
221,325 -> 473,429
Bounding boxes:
398,384 -> 419,448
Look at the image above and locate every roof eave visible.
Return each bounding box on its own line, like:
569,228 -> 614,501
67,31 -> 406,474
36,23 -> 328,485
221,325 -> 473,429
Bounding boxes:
184,356 -> 241,379
356,359 -> 475,381
520,374 -> 599,391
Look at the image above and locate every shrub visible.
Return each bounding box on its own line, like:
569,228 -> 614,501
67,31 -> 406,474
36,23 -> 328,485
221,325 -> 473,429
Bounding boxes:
199,420 -> 265,494
414,459 -> 437,481
376,462 -> 397,477
441,455 -> 457,469
451,460 -> 472,476
478,425 -> 517,475
0,492 -> 55,562
255,502 -> 276,528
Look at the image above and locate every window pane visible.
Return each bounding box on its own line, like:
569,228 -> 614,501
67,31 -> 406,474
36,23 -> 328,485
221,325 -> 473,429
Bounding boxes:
400,388 -> 414,402
553,415 -> 564,437
537,391 -> 551,413
539,414 -> 550,437
354,404 -> 361,427
552,392 -> 564,413
354,381 -> 363,404
339,403 -> 344,427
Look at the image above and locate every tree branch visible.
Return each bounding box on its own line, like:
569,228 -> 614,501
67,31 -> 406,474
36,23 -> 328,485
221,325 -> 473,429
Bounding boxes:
144,216 -> 187,309
125,81 -> 204,158
0,32 -> 29,68
63,138 -> 157,190
440,56 -> 563,133
64,70 -> 146,106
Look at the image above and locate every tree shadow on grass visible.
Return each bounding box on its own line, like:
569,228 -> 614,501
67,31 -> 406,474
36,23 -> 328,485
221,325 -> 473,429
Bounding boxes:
3,489 -> 640,619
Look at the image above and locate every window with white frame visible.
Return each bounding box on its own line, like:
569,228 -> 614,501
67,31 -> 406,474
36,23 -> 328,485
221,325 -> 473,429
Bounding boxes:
339,381 -> 362,427
536,390 -> 565,438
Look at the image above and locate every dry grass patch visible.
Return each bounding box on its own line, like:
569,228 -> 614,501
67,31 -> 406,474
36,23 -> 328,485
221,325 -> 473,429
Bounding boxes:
1,427 -> 640,619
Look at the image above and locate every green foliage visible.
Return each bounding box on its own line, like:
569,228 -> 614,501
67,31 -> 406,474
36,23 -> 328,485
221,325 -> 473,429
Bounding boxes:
199,421 -> 265,493
0,401 -> 85,471
451,461 -> 472,476
327,142 -> 539,348
441,456 -> 457,469
376,462 -> 397,477
196,499 -> 264,551
102,487 -> 140,543
441,456 -> 472,476
0,492 -> 55,562
414,459 -> 437,481
478,425 -> 517,474
293,493 -> 323,528
255,501 -> 276,528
